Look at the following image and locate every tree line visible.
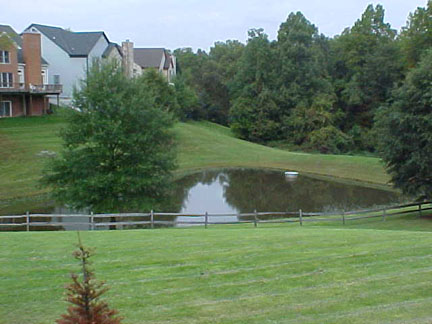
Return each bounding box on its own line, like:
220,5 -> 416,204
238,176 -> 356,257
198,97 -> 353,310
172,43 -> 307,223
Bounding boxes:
41,2 -> 432,211
174,2 -> 432,154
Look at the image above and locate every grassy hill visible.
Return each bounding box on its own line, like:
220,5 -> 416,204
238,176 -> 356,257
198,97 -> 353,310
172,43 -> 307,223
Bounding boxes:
0,112 -> 390,207
1,216 -> 432,324
1,114 -> 431,324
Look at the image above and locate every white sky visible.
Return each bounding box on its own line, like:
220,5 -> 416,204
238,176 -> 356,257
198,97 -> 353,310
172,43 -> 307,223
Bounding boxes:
2,0 -> 427,51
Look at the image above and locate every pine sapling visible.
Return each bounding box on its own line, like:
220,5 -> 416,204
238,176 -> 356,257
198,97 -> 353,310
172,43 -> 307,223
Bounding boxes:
56,235 -> 122,324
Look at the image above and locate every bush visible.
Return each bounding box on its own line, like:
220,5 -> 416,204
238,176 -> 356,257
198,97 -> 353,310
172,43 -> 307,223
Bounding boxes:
306,126 -> 353,154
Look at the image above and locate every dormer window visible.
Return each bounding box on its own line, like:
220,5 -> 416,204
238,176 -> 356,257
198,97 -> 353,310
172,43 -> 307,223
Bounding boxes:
0,51 -> 10,64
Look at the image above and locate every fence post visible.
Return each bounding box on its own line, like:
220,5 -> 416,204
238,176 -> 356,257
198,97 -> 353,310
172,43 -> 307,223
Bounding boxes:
299,209 -> 303,226
26,211 -> 30,232
90,211 -> 94,231
254,209 -> 258,228
150,210 -> 154,229
382,208 -> 386,222
418,203 -> 422,218
342,211 -> 345,225
205,212 -> 208,229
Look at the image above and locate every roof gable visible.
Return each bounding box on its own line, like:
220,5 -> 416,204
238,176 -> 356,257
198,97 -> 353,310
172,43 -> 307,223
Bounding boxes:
163,51 -> 173,69
0,24 -> 49,64
134,48 -> 165,68
102,42 -> 122,58
27,23 -> 108,57
0,24 -> 22,47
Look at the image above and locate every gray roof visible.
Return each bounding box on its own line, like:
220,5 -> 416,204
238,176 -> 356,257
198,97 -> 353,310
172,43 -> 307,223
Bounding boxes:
102,42 -> 122,58
0,24 -> 22,47
27,23 -> 107,57
134,48 -> 165,68
0,24 -> 48,64
17,49 -> 48,65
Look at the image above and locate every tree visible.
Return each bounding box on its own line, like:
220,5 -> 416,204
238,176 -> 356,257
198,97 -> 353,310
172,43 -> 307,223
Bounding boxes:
400,1 -> 432,68
329,4 -> 403,145
276,12 -> 334,110
375,49 -> 432,199
0,34 -> 14,50
139,69 -> 179,116
174,41 -> 244,125
172,75 -> 200,121
229,29 -> 280,141
56,236 -> 122,324
275,12 -> 345,151
41,60 -> 177,212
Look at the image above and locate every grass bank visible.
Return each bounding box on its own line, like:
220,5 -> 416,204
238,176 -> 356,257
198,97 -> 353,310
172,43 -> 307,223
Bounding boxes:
1,216 -> 432,324
0,114 -> 390,206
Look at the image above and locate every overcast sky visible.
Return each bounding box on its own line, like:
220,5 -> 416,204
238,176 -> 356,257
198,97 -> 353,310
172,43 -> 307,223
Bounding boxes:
2,0 -> 427,51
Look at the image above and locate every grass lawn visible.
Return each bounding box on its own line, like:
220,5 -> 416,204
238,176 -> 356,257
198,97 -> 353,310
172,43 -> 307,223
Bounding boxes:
1,215 -> 432,324
0,113 -> 390,210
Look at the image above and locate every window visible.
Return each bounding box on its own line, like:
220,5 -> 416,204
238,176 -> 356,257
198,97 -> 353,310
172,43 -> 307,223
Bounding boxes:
41,70 -> 47,85
53,75 -> 60,85
0,51 -> 10,64
0,73 -> 13,88
17,69 -> 24,84
0,101 -> 12,117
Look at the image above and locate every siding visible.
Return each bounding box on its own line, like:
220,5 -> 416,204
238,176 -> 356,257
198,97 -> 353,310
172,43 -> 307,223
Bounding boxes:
36,30 -> 87,98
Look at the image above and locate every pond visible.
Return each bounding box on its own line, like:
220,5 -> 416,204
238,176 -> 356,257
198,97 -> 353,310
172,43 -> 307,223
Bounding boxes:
172,169 -> 402,225
1,169 -> 403,231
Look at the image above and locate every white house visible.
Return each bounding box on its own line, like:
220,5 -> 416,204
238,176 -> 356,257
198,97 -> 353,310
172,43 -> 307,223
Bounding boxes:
23,24 -> 122,98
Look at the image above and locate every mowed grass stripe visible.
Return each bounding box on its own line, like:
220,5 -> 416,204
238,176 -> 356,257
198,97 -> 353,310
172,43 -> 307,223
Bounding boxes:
1,226 -> 432,323
1,227 -> 430,279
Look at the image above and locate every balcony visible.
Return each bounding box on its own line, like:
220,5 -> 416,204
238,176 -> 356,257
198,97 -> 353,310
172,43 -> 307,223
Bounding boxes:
0,83 -> 63,95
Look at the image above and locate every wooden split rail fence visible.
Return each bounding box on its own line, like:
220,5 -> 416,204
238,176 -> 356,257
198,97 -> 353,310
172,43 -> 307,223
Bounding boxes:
0,201 -> 431,231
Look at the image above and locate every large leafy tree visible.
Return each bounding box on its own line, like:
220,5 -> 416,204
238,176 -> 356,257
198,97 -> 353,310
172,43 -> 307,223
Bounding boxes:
276,12 -> 345,151
42,60 -> 177,212
400,1 -> 432,68
276,12 -> 334,110
330,4 -> 402,145
174,44 -> 240,125
229,29 -> 280,141
375,49 -> 432,199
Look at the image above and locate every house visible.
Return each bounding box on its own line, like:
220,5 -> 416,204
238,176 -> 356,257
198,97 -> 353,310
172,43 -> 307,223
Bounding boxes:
122,40 -> 176,82
0,25 -> 61,118
134,48 -> 176,82
23,24 -> 122,98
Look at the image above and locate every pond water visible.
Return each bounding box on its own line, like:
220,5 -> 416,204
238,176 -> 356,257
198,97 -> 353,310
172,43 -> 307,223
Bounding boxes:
173,169 -> 402,224
1,169 -> 403,231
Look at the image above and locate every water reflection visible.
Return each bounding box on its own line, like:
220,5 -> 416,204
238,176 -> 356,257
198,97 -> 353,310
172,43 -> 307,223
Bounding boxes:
1,169 -> 403,230
174,169 -> 401,214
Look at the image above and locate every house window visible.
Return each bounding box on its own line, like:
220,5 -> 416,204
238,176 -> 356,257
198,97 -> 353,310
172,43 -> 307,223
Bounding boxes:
0,51 -> 10,64
0,101 -> 12,117
0,72 -> 13,88
53,75 -> 60,85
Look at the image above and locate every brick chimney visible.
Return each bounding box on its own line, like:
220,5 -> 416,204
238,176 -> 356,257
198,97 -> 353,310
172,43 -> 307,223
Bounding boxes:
122,40 -> 134,78
22,32 -> 42,86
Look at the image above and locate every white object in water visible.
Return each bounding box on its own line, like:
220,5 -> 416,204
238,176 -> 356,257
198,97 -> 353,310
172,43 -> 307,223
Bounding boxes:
284,171 -> 299,177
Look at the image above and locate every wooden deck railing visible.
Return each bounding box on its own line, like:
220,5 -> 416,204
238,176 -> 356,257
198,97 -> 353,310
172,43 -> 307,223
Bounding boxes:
0,83 -> 62,94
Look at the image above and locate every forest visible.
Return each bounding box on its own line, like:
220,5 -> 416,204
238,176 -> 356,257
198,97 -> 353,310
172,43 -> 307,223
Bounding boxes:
173,2 -> 432,155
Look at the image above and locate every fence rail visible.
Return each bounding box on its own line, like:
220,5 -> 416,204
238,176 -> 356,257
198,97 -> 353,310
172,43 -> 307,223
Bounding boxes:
0,201 -> 431,231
